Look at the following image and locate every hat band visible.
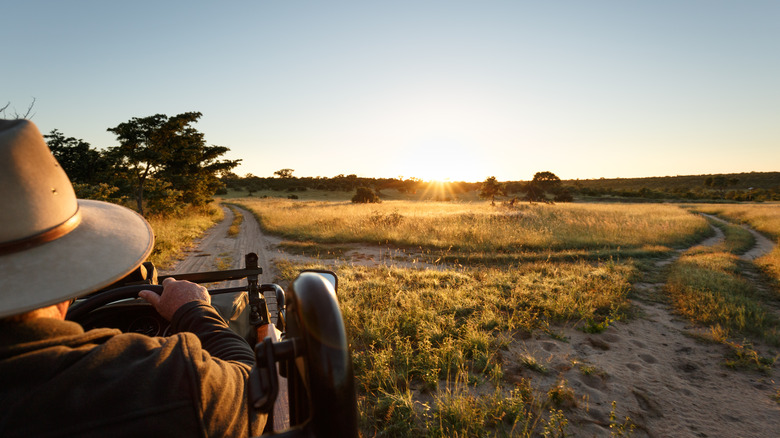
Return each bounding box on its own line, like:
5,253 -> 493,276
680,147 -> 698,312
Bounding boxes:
0,209 -> 82,256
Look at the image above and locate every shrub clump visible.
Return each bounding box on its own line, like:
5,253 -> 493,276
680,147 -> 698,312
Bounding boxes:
352,187 -> 380,203
368,210 -> 404,228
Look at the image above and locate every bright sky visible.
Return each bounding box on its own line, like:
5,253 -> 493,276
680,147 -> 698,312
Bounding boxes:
4,1 -> 779,182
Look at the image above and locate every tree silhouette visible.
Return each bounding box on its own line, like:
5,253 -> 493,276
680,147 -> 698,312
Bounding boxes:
274,168 -> 295,178
352,187 -> 380,203
524,171 -> 561,203
479,176 -> 506,206
45,129 -> 108,184
107,112 -> 239,215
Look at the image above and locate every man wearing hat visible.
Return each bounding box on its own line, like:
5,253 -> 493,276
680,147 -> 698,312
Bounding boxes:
0,119 -> 265,436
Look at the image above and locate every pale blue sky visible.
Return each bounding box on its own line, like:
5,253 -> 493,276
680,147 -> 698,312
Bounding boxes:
4,1 -> 779,181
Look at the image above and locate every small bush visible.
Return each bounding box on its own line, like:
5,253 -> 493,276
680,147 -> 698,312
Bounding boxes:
288,194 -> 299,200
145,180 -> 186,216
554,189 -> 574,203
352,187 -> 380,203
368,210 -> 404,227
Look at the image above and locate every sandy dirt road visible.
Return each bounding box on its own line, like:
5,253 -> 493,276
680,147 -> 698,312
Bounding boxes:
166,206 -> 779,437
162,205 -> 273,282
161,205 -> 280,328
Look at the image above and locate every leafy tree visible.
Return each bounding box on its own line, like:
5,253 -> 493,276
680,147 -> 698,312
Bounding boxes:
154,115 -> 239,206
107,112 -> 239,215
532,171 -> 561,191
352,187 -> 380,203
144,180 -> 185,216
523,182 -> 546,203
71,183 -> 123,203
106,114 -> 169,215
524,171 -> 561,203
274,168 -> 295,178
45,129 -> 108,184
479,176 -> 506,205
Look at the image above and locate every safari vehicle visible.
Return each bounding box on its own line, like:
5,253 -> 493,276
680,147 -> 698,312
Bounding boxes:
65,253 -> 359,437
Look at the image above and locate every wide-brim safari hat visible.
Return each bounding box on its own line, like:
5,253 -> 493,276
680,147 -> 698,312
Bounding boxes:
0,119 -> 154,318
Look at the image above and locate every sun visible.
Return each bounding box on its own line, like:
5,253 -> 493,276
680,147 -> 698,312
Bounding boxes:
418,179 -> 459,201
392,138 -> 489,183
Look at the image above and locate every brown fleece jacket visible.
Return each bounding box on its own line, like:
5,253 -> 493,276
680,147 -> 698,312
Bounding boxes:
0,302 -> 265,437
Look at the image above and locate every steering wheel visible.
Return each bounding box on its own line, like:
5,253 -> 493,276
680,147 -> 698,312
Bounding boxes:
66,284 -> 163,322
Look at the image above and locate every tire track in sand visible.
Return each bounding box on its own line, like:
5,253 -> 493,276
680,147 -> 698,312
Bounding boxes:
161,205 -> 278,326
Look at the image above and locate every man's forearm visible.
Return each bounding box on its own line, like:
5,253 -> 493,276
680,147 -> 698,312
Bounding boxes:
171,302 -> 255,366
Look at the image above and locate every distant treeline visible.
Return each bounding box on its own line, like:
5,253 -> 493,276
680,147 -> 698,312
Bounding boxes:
221,173 -> 480,197
221,171 -> 780,202
566,172 -> 780,202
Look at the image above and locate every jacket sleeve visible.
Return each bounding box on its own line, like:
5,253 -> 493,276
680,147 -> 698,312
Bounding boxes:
171,301 -> 255,366
170,302 -> 265,436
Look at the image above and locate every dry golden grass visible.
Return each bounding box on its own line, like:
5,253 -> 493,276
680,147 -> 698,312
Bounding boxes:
276,259 -> 637,436
237,198 -> 710,252
225,204 -> 243,237
145,204 -> 223,269
666,250 -> 780,346
688,203 -> 780,239
261,200 -> 776,436
687,203 -> 780,283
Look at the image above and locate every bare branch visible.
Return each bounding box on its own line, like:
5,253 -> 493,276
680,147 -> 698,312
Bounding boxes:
21,97 -> 36,119
0,98 -> 36,119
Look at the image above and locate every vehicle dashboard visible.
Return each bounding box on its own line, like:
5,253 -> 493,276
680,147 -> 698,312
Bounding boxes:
76,299 -> 171,337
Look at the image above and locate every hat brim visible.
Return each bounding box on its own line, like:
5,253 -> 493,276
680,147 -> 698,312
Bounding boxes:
0,199 -> 154,318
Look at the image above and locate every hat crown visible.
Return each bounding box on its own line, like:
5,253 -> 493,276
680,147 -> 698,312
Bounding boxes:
0,119 -> 155,318
0,119 -> 78,245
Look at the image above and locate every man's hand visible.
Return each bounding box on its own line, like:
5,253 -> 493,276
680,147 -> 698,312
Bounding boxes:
139,277 -> 211,321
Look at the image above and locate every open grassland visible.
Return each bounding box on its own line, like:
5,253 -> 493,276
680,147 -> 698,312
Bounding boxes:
221,188 -> 356,201
665,247 -> 780,374
237,198 -> 711,255
254,198 -> 780,435
666,251 -> 780,346
277,260 -> 637,436
687,203 -> 780,238
704,217 -> 756,255
145,204 -> 223,269
260,200 -> 741,436
762,247 -> 780,284
220,186 -> 484,202
687,203 -> 780,282
665,204 -> 780,372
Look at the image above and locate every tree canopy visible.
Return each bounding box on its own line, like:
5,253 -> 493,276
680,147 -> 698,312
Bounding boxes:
523,171 -> 562,203
105,112 -> 239,215
44,129 -> 108,184
274,168 -> 295,178
479,176 -> 506,205
352,187 -> 380,203
43,112 -> 238,216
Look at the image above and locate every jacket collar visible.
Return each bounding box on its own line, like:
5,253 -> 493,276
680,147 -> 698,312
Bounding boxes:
0,318 -> 108,359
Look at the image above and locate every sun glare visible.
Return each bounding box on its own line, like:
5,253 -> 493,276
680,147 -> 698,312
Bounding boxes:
418,179 -> 459,200
392,138 -> 489,183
